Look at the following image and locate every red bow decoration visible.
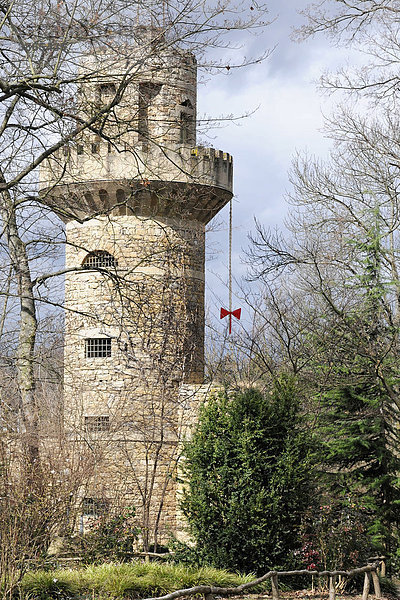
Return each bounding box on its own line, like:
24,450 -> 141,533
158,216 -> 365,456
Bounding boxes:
220,307 -> 241,334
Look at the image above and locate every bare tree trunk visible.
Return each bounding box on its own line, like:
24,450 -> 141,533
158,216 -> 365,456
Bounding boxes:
0,183 -> 39,472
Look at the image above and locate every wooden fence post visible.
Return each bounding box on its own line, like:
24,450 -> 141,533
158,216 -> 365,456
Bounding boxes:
271,574 -> 279,600
329,575 -> 336,600
380,559 -> 386,578
135,561 -> 388,600
362,572 -> 371,600
371,570 -> 382,599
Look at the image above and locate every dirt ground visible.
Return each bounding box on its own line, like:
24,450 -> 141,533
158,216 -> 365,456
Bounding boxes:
235,593 -> 395,600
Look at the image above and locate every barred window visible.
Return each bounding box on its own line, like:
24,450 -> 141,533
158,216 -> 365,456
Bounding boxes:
85,415 -> 110,432
85,338 -> 111,358
82,250 -> 117,269
98,83 -> 116,102
82,497 -> 109,516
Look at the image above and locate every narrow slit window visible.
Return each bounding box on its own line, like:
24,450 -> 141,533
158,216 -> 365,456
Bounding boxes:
85,415 -> 110,432
85,338 -> 111,358
180,112 -> 192,144
138,82 -> 162,148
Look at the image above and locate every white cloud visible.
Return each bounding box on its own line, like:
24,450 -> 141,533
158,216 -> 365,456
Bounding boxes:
203,0 -> 364,319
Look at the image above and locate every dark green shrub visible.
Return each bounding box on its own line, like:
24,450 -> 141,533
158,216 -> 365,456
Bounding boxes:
181,379 -> 315,573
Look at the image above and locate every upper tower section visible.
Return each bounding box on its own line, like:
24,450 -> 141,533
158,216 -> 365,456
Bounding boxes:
76,27 -> 197,152
39,27 -> 233,224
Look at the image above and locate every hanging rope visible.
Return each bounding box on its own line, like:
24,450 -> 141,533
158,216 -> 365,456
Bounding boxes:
220,199 -> 241,334
229,198 -> 232,314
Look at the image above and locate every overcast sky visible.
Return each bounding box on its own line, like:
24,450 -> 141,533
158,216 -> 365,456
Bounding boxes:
201,0 -> 359,325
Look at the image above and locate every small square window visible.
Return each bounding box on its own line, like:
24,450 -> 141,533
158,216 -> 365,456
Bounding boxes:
98,83 -> 116,101
77,144 -> 84,155
82,497 -> 109,516
91,142 -> 100,154
85,338 -> 111,358
85,415 -> 110,432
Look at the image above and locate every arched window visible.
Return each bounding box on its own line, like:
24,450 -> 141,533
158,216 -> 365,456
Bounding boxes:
116,188 -> 126,204
99,189 -> 109,204
82,250 -> 117,269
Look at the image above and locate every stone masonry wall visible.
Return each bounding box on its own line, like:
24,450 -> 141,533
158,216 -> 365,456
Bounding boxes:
64,213 -> 205,540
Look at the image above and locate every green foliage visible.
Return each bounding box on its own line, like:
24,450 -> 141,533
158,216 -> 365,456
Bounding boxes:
299,211 -> 400,566
315,385 -> 400,559
22,570 -> 79,600
181,380 -> 315,573
69,506 -> 140,563
21,561 -> 260,599
379,576 -> 400,598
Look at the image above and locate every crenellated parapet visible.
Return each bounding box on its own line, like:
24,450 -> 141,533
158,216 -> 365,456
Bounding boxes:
39,145 -> 233,223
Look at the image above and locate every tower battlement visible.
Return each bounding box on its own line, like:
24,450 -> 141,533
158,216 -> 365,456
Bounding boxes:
39,145 -> 233,223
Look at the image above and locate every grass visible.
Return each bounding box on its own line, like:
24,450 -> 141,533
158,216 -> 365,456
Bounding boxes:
22,569 -> 81,599
21,561 -> 263,599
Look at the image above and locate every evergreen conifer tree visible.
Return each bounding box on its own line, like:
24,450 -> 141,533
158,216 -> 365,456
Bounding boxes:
314,210 -> 400,561
316,384 -> 400,558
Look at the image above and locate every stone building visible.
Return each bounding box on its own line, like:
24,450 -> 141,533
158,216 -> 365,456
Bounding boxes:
40,27 -> 233,547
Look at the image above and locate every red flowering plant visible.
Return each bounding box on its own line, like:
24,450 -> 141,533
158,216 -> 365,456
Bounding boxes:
299,540 -> 322,571
299,497 -> 371,574
70,506 -> 140,563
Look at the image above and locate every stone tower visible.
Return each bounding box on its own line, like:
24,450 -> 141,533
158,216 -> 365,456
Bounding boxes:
40,29 -> 233,544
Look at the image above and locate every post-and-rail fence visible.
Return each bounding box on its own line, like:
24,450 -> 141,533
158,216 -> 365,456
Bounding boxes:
142,558 -> 386,600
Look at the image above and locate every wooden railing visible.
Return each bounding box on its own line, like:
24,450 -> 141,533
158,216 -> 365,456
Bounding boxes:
142,561 -> 384,600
